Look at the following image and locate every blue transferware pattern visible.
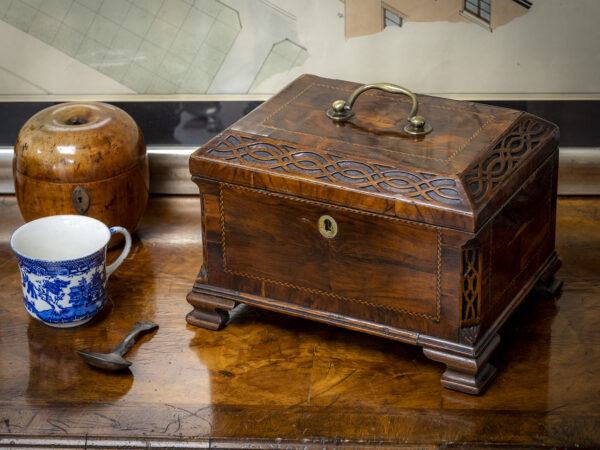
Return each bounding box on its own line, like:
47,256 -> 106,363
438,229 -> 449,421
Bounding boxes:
16,249 -> 107,324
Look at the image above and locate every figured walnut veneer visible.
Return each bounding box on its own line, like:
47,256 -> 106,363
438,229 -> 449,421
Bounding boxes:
187,75 -> 562,395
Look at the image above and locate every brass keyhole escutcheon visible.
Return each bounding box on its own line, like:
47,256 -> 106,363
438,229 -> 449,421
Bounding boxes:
318,215 -> 338,239
71,185 -> 90,215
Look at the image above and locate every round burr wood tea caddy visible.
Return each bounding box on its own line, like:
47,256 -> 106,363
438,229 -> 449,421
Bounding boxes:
13,102 -> 149,235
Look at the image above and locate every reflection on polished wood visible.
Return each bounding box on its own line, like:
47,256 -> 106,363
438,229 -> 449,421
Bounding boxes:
0,195 -> 599,448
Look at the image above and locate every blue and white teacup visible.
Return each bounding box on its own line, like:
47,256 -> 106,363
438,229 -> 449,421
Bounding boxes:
10,215 -> 131,327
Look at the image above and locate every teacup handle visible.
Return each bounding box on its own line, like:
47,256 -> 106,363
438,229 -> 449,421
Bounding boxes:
106,226 -> 132,279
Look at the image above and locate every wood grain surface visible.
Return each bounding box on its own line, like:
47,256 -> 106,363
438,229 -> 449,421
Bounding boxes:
188,75 -> 562,395
0,194 -> 599,448
191,75 -> 559,232
13,102 -> 149,233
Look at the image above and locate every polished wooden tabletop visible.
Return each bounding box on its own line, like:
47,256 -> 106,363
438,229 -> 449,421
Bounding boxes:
0,195 -> 599,448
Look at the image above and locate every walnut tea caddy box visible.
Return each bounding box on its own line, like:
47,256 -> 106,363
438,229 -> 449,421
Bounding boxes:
186,75 -> 561,395
13,102 -> 149,235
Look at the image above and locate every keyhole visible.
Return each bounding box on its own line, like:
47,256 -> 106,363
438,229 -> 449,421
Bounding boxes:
71,185 -> 90,214
318,214 -> 338,239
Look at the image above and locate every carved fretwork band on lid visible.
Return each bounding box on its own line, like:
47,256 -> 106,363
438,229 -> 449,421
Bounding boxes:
462,118 -> 554,205
204,132 -> 463,207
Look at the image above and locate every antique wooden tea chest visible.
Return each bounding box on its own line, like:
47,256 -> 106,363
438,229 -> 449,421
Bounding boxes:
187,75 -> 562,394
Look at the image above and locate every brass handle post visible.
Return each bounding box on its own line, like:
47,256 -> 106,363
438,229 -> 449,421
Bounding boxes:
326,82 -> 432,136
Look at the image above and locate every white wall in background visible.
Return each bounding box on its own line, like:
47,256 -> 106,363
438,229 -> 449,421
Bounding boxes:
255,0 -> 600,96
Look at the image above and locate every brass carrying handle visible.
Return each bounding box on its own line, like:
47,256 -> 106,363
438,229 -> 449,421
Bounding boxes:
326,83 -> 432,136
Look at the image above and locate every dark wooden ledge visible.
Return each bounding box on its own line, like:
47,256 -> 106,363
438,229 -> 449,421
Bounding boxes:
0,195 -> 599,448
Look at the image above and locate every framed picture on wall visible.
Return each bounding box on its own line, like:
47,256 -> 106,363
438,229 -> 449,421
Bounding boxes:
0,0 -> 598,193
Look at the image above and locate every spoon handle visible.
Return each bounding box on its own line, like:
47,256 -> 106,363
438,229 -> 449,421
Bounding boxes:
112,321 -> 159,357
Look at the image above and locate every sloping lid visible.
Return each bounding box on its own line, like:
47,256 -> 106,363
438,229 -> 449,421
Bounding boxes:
190,75 -> 558,232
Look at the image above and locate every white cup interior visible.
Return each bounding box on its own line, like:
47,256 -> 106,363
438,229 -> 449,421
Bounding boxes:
11,215 -> 110,261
